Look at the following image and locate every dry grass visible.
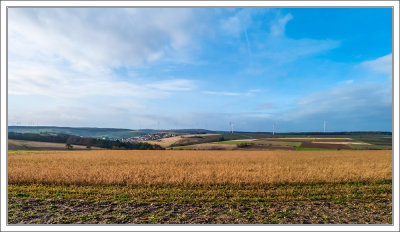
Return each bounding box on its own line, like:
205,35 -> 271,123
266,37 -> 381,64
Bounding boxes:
8,150 -> 391,186
145,134 -> 222,147
144,136 -> 184,147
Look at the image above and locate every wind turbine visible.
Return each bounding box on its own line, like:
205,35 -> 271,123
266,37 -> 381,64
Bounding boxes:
323,120 -> 326,133
229,122 -> 234,134
272,123 -> 275,136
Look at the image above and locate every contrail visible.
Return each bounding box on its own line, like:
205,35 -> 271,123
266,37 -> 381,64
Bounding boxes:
243,25 -> 253,67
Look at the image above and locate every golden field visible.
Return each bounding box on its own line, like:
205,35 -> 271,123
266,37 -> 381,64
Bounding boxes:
8,150 -> 391,185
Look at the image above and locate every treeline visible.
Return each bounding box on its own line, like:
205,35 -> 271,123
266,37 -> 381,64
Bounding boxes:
8,132 -> 164,150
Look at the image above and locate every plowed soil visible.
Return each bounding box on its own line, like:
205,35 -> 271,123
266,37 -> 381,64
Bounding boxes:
8,198 -> 392,224
300,142 -> 352,150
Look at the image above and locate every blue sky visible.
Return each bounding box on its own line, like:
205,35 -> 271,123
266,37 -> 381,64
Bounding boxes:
8,8 -> 392,132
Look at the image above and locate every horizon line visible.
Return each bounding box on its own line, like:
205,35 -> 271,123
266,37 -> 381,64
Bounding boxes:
7,125 -> 393,134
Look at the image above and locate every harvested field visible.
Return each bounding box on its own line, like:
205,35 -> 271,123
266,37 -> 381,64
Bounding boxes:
8,150 -> 392,224
144,136 -> 184,147
312,141 -> 371,145
171,143 -> 236,150
299,142 -> 352,150
8,150 -> 391,185
182,133 -> 220,137
170,135 -> 223,147
211,140 -> 258,144
143,134 -> 222,148
142,133 -> 219,147
8,196 -> 391,224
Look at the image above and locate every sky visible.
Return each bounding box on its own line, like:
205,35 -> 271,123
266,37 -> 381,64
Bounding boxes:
8,8 -> 392,132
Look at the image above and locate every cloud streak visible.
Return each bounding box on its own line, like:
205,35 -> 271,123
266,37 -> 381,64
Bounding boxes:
201,89 -> 261,96
361,53 -> 392,75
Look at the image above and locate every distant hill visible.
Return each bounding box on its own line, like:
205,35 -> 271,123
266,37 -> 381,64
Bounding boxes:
8,126 -> 141,139
8,126 -> 391,140
7,126 -> 214,139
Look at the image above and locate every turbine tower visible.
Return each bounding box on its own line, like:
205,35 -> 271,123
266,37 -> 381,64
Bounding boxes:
272,123 -> 275,136
324,120 -> 326,133
230,122 -> 234,134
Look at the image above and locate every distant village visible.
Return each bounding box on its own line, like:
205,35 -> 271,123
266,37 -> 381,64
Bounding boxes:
102,132 -> 177,143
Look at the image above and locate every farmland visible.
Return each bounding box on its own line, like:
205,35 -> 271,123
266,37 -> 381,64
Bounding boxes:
8,139 -> 103,151
8,149 -> 392,224
164,135 -> 391,151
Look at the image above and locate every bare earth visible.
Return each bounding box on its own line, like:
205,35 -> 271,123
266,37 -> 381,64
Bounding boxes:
8,198 -> 391,224
172,143 -> 237,150
312,141 -> 371,145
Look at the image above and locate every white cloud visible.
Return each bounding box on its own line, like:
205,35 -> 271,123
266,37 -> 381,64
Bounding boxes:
8,61 -> 179,99
270,13 -> 293,37
340,80 -> 354,85
220,15 -> 241,37
202,91 -> 241,96
9,8 -> 199,72
148,79 -> 195,91
284,80 -> 391,122
361,54 -> 392,75
258,38 -> 340,65
219,9 -> 340,68
219,9 -> 256,37
8,8 -> 197,100
201,89 -> 261,96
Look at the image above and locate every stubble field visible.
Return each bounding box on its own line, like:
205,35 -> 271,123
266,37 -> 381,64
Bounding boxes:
8,150 -> 392,224
8,150 -> 391,185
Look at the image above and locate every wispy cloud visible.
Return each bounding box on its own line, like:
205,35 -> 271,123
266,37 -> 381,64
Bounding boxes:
8,61 -> 194,99
361,53 -> 392,75
219,9 -> 340,71
147,79 -> 194,91
270,13 -> 293,36
201,89 -> 261,96
201,91 -> 241,96
283,80 -> 391,124
339,80 -> 354,85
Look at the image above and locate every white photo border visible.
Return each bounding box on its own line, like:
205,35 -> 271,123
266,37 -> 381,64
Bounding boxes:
1,1 -> 398,231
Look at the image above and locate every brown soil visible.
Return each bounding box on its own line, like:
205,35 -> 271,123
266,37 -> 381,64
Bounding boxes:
312,142 -> 371,145
300,142 -> 352,150
182,133 -> 220,137
242,144 -> 297,150
8,198 -> 391,224
185,143 -> 236,150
